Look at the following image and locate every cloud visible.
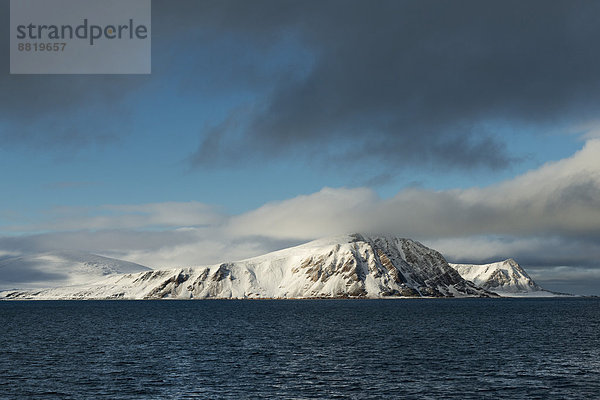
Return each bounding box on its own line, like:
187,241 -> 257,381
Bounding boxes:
427,236 -> 600,268
224,140 -> 600,240
0,228 -> 298,270
5,0 -> 600,173
186,0 -> 600,171
527,266 -> 600,296
2,140 -> 599,278
5,202 -> 226,232
0,0 -> 145,149
0,0 -> 306,153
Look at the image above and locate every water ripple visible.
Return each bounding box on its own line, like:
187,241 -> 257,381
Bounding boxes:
0,298 -> 599,399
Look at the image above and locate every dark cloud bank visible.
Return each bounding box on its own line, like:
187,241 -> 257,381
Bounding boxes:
184,0 -> 600,170
3,0 -> 600,171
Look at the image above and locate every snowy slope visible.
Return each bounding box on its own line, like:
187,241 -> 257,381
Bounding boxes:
0,251 -> 150,290
449,259 -> 556,297
1,234 -> 495,300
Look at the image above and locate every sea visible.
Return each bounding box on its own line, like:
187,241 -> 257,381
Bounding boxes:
1,298 -> 599,399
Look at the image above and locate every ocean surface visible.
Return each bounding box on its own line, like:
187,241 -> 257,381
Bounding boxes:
1,298 -> 599,399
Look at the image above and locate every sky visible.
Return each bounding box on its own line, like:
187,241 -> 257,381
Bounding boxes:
1,0 -> 600,295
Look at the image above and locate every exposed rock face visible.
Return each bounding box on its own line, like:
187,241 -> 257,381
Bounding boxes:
449,259 -> 549,296
1,234 -> 496,300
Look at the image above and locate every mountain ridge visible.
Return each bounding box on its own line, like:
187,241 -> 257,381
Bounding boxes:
1,234 -> 564,299
1,234 -> 496,299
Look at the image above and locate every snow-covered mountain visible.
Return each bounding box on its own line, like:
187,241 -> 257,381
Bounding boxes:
0,251 -> 150,290
1,234 -> 495,300
449,259 -> 556,297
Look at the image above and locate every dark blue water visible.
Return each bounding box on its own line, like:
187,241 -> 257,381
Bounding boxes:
1,299 -> 599,399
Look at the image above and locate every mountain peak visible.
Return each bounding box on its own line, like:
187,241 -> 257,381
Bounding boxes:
503,258 -> 518,266
2,234 -> 493,299
449,259 -> 550,296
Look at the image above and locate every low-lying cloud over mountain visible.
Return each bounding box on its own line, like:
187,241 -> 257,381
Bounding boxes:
1,140 -> 599,294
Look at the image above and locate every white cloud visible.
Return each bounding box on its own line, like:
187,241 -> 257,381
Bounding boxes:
1,140 -> 599,274
5,201 -> 225,232
226,139 -> 600,240
225,187 -> 379,239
